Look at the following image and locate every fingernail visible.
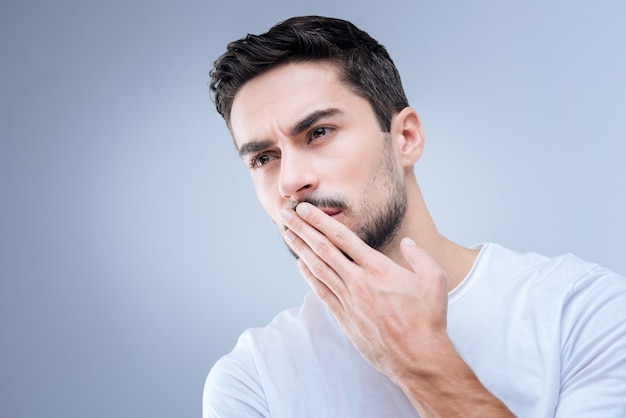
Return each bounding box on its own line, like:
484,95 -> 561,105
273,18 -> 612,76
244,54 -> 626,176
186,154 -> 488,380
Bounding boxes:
284,229 -> 296,242
403,237 -> 416,246
280,209 -> 293,222
296,203 -> 309,217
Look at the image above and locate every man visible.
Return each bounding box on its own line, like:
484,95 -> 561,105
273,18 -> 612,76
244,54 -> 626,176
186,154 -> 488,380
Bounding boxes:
204,16 -> 626,417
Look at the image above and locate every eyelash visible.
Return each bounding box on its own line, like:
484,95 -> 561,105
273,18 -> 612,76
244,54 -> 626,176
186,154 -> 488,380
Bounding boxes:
309,126 -> 330,141
249,153 -> 275,169
249,126 -> 333,169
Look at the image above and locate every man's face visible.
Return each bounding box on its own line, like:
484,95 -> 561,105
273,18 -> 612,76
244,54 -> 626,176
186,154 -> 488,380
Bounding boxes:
230,61 -> 407,253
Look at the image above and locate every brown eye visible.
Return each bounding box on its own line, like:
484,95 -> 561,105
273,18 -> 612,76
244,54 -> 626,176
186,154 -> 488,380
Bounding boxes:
311,127 -> 327,139
252,154 -> 271,168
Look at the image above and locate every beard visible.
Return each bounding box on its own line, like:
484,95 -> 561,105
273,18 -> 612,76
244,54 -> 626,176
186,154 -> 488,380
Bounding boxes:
285,136 -> 407,257
354,137 -> 407,253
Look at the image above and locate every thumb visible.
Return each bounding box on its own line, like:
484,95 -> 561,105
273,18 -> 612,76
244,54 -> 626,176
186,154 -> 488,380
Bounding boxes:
399,237 -> 441,275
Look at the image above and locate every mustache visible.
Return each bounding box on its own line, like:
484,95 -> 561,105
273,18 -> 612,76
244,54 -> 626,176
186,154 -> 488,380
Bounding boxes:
283,195 -> 354,262
289,196 -> 348,212
281,195 -> 348,234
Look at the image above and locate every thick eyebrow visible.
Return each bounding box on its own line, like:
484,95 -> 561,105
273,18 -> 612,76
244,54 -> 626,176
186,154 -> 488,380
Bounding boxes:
290,108 -> 342,137
238,140 -> 274,158
237,108 -> 342,159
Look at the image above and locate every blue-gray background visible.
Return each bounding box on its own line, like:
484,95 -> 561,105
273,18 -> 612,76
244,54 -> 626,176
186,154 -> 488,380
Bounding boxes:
1,1 -> 624,417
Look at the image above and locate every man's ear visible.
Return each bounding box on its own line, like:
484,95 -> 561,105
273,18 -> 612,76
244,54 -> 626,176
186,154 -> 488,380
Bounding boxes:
390,107 -> 425,167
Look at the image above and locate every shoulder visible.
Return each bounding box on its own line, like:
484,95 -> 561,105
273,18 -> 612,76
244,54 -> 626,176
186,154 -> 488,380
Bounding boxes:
476,242 -> 622,291
203,292 -> 342,417
456,243 -> 626,350
545,255 -> 626,415
453,243 -> 626,415
476,243 -> 626,320
485,243 -> 626,364
203,333 -> 268,417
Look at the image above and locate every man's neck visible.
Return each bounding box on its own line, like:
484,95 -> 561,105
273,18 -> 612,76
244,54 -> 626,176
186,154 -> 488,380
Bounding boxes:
388,181 -> 479,291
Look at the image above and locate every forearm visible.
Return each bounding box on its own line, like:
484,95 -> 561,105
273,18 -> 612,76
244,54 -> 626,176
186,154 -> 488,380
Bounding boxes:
390,335 -> 514,418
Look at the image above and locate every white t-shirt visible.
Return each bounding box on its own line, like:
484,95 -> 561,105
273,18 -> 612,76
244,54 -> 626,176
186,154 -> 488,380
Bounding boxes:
203,243 -> 626,417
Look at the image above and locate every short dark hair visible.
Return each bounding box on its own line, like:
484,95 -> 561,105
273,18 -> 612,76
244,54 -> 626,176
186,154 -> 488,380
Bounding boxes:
209,15 -> 409,132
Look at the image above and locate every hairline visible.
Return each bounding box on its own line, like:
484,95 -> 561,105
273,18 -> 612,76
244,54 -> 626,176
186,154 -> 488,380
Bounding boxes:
226,58 -> 391,135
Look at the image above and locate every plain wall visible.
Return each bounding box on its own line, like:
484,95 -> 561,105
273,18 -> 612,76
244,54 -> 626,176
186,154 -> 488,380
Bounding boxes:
1,1 -> 624,417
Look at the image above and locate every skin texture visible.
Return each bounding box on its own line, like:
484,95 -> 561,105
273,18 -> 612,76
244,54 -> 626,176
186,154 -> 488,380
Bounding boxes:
232,62 -> 407,254
230,61 -> 514,416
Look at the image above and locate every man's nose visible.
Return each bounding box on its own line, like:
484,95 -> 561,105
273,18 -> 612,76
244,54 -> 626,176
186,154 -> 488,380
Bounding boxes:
278,148 -> 318,199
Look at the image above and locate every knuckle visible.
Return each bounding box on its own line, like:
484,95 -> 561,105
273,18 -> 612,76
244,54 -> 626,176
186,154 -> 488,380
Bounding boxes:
349,278 -> 365,295
431,268 -> 448,284
290,219 -> 304,235
369,262 -> 389,278
330,228 -> 348,247
343,270 -> 359,285
315,285 -> 329,301
310,260 -> 326,279
291,238 -> 305,254
314,240 -> 331,257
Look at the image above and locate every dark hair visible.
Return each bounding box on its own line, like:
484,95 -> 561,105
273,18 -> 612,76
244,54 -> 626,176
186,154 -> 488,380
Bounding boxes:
209,15 -> 409,132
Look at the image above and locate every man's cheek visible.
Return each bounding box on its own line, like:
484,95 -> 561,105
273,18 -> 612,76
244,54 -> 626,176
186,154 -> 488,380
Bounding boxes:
253,189 -> 275,219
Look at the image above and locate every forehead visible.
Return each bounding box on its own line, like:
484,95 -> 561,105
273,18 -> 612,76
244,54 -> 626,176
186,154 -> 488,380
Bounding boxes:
229,62 -> 366,145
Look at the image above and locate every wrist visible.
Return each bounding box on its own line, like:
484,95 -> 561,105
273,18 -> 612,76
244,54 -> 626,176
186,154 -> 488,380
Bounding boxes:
388,334 -> 514,417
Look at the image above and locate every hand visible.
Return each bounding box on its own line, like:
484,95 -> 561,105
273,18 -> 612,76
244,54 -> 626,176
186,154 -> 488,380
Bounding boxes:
280,202 -> 515,417
280,202 -> 449,380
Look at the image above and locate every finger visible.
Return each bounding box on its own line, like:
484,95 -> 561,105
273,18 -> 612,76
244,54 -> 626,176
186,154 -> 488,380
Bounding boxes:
399,238 -> 448,285
294,202 -> 381,269
283,226 -> 349,298
400,238 -> 450,328
296,258 -> 345,316
281,206 -> 360,280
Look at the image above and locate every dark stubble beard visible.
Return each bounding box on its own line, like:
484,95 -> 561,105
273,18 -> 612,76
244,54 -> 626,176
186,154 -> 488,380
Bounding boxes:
355,135 -> 407,253
284,135 -> 407,258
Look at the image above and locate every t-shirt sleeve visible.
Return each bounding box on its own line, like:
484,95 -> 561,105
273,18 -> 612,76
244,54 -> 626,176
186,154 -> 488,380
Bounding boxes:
203,334 -> 269,418
555,268 -> 626,417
